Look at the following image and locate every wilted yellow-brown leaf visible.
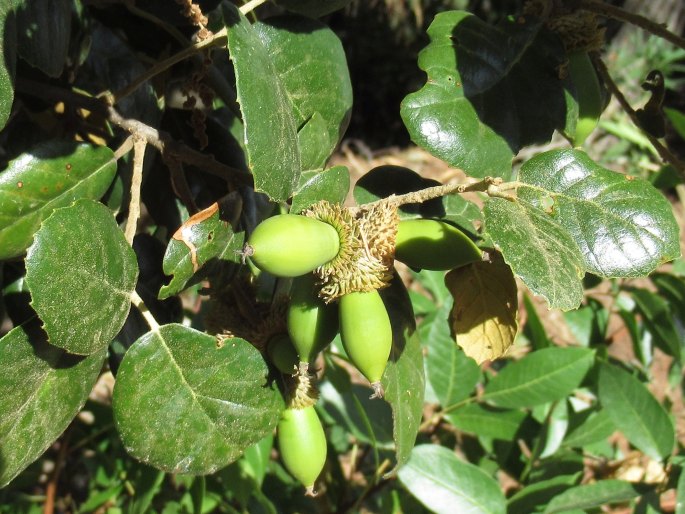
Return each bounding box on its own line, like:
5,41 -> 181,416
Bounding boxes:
445,256 -> 518,364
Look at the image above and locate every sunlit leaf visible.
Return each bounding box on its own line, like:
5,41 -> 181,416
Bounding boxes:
0,142 -> 117,259
25,200 -> 138,355
421,303 -> 480,409
519,149 -> 681,277
223,4 -> 300,202
544,480 -> 642,513
598,362 -> 674,461
159,202 -> 244,299
0,323 -> 106,487
112,325 -> 284,474
446,404 -> 526,440
401,11 -> 568,177
290,166 -> 350,214
398,444 -> 506,514
255,15 -> 352,168
482,347 -> 594,408
445,256 -> 518,364
484,197 -> 584,311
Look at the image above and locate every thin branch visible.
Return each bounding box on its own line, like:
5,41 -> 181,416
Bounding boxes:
591,54 -> 685,180
131,290 -> 160,331
124,138 -> 147,245
15,78 -> 252,185
578,0 -> 685,51
113,135 -> 135,160
359,177 -> 503,211
240,0 -> 269,15
109,27 -> 228,105
106,106 -> 252,185
110,0 -> 264,106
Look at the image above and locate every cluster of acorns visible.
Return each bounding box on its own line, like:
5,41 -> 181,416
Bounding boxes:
241,200 -> 483,495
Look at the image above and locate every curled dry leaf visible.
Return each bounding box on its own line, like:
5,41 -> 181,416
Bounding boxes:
445,255 -> 518,364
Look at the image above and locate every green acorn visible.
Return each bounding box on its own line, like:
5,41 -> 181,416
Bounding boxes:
277,404 -> 327,496
339,290 -> 392,398
394,219 -> 482,271
266,333 -> 299,375
288,274 -> 339,372
245,214 -> 340,277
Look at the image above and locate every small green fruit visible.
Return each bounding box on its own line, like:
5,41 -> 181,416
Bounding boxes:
339,290 -> 392,394
288,274 -> 339,366
394,219 -> 481,271
567,51 -> 603,146
277,405 -> 327,496
267,334 -> 298,374
246,214 -> 340,277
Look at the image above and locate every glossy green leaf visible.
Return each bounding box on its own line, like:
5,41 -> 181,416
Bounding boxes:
353,165 -> 482,232
562,409 -> 615,448
482,347 -> 595,408
381,276 -> 425,473
507,474 -> 580,514
112,325 -> 284,475
255,15 -> 352,168
518,149 -> 681,277
16,0 -> 71,77
273,0 -> 351,17
25,200 -> 138,355
398,444 -> 506,514
401,11 -> 567,178
446,404 -> 526,440
223,4 -> 300,202
544,479 -> 642,513
598,362 -> 674,461
159,203 -> 244,299
0,323 -> 106,487
0,141 -> 118,259
484,197 -> 584,311
421,303 -> 480,409
0,0 -> 18,130
631,288 -> 682,361
290,166 -> 350,214
296,111 -> 330,170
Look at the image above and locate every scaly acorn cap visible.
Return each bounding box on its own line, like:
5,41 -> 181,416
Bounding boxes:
283,369 -> 320,409
304,200 -> 399,303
